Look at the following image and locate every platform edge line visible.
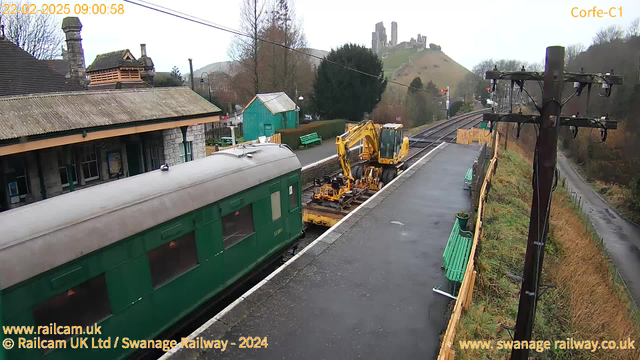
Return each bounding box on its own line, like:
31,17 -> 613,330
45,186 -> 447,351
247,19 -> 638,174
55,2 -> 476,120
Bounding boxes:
160,141 -> 447,359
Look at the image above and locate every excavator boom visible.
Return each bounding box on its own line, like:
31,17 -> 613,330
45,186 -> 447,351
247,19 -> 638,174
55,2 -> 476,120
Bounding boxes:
303,120 -> 408,227
336,121 -> 379,181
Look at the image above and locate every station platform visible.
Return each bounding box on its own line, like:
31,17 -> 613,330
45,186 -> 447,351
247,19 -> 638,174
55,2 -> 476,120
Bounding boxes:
295,141 -> 338,166
166,142 -> 480,360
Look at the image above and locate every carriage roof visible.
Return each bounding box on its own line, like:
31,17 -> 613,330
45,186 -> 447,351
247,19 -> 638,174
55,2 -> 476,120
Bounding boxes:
0,143 -> 300,290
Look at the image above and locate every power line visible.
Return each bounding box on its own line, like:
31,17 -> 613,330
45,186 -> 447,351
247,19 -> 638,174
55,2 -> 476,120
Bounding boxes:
122,0 -> 430,93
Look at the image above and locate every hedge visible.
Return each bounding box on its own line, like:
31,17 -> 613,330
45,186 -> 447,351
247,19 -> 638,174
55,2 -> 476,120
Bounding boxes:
277,120 -> 354,148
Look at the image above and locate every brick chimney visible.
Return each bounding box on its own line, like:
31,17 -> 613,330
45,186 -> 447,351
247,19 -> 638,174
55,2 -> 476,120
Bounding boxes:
61,17 -> 87,87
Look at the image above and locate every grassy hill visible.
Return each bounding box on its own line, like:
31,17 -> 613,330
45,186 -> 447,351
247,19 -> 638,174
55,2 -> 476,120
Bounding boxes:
382,48 -> 472,93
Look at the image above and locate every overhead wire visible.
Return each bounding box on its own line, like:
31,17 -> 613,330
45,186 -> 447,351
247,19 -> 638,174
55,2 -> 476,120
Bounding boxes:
123,0 -> 432,94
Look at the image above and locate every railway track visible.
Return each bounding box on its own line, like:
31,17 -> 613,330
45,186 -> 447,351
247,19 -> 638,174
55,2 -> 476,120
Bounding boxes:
300,110 -> 486,204
136,111 -> 489,360
405,110 -> 486,163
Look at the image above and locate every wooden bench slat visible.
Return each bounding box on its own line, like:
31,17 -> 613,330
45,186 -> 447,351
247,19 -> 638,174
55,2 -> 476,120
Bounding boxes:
443,222 -> 473,283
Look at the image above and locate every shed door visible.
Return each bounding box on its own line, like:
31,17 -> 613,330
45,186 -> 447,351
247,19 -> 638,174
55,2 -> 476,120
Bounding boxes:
263,124 -> 274,137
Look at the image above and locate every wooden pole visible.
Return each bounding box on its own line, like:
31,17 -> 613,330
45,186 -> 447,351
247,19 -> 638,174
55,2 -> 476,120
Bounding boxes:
511,46 -> 565,360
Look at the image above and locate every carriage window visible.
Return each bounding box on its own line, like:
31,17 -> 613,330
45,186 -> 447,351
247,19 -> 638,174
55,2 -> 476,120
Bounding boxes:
289,183 -> 298,209
222,204 -> 254,249
271,192 -> 281,221
33,274 -> 111,341
148,232 -> 198,287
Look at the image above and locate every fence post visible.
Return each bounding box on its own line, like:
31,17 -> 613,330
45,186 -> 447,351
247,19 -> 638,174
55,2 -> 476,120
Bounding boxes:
464,270 -> 477,310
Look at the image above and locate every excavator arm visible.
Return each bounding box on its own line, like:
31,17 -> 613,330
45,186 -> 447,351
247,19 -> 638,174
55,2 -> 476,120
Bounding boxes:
336,121 -> 379,181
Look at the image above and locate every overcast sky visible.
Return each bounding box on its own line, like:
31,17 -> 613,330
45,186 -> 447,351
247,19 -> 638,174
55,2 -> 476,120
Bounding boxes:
41,0 -> 640,77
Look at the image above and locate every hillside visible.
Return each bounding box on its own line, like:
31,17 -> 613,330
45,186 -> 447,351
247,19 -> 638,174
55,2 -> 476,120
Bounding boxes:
194,48 -> 329,77
382,47 -> 472,93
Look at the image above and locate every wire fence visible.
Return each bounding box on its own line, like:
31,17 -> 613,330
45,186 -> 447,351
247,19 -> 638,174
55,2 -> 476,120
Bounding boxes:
561,176 -> 639,317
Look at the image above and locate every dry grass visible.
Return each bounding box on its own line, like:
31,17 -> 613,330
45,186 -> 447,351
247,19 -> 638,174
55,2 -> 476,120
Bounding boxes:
390,51 -> 472,94
454,143 -> 640,359
591,180 -> 640,224
550,189 -> 639,359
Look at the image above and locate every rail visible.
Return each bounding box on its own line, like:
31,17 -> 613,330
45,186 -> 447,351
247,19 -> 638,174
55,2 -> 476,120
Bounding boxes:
410,109 -> 486,142
404,112 -> 486,163
437,131 -> 500,360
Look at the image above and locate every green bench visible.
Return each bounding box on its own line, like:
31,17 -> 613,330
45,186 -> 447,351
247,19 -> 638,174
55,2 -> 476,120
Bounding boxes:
300,132 -> 322,147
464,167 -> 473,189
443,220 -> 473,284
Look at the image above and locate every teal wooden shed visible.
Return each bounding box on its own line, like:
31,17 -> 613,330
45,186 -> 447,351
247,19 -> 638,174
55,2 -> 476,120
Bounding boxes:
243,92 -> 298,141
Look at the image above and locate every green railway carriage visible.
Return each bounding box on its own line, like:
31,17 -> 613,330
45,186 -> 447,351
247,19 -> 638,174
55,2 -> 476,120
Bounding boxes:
0,144 -> 303,360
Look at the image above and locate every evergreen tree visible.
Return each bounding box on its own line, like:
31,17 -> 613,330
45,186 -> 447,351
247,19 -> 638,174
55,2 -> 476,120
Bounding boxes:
314,44 -> 387,121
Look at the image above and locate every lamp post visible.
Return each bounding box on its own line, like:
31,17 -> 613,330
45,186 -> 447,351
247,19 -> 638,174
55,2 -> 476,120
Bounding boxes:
296,95 -> 304,126
200,72 -> 212,103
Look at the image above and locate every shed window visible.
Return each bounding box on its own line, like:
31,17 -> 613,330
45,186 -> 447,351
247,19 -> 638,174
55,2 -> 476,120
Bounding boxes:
289,183 -> 298,210
271,191 -> 281,221
148,232 -> 198,287
80,145 -> 100,181
32,274 -> 111,341
222,204 -> 254,249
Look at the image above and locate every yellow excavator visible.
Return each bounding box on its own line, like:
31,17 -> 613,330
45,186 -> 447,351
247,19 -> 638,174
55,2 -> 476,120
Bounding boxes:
304,121 -> 409,226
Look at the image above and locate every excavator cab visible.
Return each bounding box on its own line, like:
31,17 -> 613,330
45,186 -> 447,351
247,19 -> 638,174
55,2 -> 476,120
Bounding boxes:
378,124 -> 408,165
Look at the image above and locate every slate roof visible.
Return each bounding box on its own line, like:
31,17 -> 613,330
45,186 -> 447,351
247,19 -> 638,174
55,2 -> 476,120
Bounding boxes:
42,59 -> 70,76
245,92 -> 297,115
0,87 -> 221,141
0,37 -> 84,97
86,50 -> 144,72
138,55 -> 154,69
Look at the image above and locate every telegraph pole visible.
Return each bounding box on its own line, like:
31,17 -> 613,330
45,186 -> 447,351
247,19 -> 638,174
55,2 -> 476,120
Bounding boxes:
483,46 -> 622,360
511,46 -> 564,360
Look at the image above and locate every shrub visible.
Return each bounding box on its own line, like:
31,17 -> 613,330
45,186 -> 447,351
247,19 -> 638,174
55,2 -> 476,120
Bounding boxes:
631,176 -> 640,212
277,119 -> 354,148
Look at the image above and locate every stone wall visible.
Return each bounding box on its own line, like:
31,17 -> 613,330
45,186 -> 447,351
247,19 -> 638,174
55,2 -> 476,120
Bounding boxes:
162,124 -> 206,166
39,148 -> 64,199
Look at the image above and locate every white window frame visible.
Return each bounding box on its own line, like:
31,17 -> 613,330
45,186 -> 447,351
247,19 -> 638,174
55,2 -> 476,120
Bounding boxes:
80,145 -> 100,181
58,151 -> 78,188
15,169 -> 29,198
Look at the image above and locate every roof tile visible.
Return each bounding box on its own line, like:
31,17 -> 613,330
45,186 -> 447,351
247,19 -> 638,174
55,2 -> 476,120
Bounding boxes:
0,38 -> 84,96
86,49 -> 143,72
0,87 -> 221,140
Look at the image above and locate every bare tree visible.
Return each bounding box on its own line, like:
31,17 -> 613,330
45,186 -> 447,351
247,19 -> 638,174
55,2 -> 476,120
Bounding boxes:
593,25 -> 624,44
472,59 -> 495,78
228,0 -> 266,100
627,18 -> 639,38
0,0 -> 64,59
564,43 -> 585,66
261,0 -> 308,97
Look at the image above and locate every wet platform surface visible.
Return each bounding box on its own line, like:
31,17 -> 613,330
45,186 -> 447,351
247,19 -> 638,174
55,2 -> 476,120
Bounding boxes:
168,143 -> 480,360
